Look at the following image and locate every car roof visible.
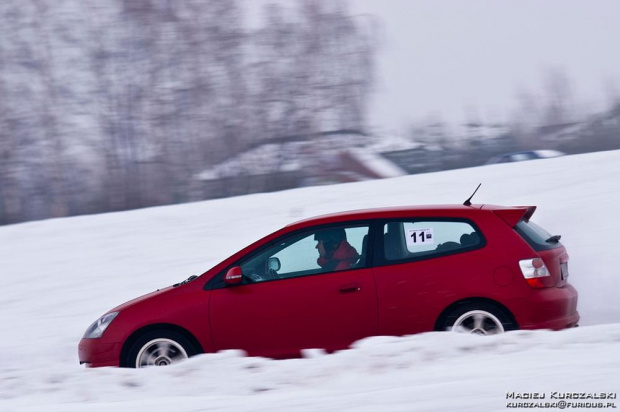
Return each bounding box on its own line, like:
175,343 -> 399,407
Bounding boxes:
286,204 -> 488,229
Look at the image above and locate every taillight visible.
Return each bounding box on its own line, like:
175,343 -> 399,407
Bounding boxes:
519,258 -> 551,288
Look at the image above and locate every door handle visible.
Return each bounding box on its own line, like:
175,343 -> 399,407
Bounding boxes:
339,286 -> 361,294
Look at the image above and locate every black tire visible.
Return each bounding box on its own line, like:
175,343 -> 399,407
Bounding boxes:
126,329 -> 198,368
439,302 -> 517,335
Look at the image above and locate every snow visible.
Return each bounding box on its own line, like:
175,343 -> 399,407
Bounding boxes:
532,150 -> 566,159
2,150 -> 620,411
347,147 -> 407,178
195,143 -> 307,180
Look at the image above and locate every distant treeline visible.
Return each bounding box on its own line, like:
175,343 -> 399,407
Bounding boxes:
404,68 -> 620,171
2,1 -> 619,226
0,0 -> 376,225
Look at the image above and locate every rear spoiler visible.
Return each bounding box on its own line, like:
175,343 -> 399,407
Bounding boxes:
493,206 -> 537,227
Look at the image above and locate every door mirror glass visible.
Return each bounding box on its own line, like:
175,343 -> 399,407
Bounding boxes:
224,266 -> 244,285
267,257 -> 281,272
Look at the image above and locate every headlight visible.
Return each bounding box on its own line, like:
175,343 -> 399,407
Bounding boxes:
83,312 -> 119,339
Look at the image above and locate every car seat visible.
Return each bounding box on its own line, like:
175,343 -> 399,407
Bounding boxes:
384,231 -> 407,260
356,234 -> 369,267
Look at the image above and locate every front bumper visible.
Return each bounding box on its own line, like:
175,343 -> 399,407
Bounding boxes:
78,338 -> 122,368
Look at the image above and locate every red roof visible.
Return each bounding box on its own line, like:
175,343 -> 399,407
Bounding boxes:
286,204 -> 488,229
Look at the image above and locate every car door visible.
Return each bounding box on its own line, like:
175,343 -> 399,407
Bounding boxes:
208,224 -> 378,358
373,218 -> 486,336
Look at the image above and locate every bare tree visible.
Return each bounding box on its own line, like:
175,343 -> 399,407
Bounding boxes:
0,0 -> 46,223
0,0 -> 378,225
31,0 -> 70,218
250,0 -> 375,139
542,68 -> 574,126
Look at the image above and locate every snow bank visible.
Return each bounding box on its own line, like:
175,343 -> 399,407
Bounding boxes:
1,150 -> 620,411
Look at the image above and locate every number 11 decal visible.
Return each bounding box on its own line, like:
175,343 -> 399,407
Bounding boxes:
406,228 -> 434,247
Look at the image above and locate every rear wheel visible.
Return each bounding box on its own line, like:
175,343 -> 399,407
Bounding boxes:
441,302 -> 516,335
127,330 -> 198,368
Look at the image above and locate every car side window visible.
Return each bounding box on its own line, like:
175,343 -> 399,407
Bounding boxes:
239,224 -> 370,283
382,219 -> 483,262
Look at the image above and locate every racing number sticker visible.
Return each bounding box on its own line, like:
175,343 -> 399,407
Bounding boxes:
406,228 -> 434,247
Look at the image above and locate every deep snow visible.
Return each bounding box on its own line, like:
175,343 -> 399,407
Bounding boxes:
1,150 -> 620,411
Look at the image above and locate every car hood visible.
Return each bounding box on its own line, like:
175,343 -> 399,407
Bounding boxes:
109,286 -> 175,313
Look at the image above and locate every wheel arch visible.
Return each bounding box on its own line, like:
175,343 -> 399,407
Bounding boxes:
434,297 -> 518,331
119,323 -> 204,367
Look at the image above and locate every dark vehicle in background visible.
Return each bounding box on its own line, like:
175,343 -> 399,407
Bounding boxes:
79,203 -> 579,368
485,150 -> 566,164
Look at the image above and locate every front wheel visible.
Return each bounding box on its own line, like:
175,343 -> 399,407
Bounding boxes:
127,330 -> 198,368
440,303 -> 516,335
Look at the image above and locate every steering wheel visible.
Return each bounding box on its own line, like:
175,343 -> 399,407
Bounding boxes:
246,259 -> 280,282
248,272 -> 264,282
266,268 -> 280,280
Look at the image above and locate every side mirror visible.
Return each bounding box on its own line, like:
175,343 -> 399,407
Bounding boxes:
224,266 -> 243,286
267,257 -> 281,272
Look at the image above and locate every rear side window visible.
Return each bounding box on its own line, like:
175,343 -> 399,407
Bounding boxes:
515,220 -> 562,251
381,219 -> 484,263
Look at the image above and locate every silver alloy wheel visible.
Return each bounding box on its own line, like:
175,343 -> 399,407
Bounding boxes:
452,310 -> 505,335
135,338 -> 189,368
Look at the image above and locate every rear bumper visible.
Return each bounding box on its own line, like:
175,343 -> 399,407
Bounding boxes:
519,311 -> 580,330
78,338 -> 122,368
512,284 -> 579,330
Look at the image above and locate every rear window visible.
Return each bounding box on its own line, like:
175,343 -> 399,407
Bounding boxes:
380,219 -> 484,264
515,220 -> 561,251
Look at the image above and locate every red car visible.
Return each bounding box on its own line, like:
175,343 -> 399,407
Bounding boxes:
79,203 -> 579,368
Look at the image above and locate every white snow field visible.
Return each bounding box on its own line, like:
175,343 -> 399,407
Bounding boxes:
1,150 -> 620,411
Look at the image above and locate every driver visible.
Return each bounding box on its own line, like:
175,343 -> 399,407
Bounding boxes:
314,228 -> 359,272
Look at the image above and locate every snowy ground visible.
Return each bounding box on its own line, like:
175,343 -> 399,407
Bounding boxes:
1,150 -> 620,411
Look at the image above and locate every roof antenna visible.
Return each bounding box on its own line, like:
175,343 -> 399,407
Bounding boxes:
463,183 -> 481,206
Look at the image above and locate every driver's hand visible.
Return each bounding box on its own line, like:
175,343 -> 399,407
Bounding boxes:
267,269 -> 279,279
249,273 -> 263,282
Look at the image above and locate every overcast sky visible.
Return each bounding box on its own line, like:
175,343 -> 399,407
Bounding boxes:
245,1 -> 620,133
350,0 -> 620,133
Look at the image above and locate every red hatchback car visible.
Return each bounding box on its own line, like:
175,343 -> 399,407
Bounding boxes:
79,204 -> 579,368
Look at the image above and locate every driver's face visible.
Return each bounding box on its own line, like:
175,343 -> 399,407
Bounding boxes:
316,240 -> 327,257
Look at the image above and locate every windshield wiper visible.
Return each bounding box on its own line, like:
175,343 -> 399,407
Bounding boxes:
546,235 -> 562,243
